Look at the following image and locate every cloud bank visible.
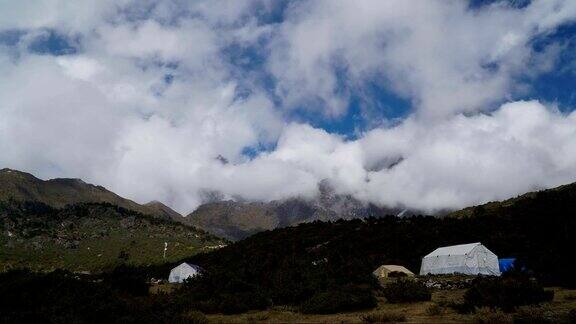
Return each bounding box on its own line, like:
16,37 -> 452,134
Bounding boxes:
1,0 -> 576,214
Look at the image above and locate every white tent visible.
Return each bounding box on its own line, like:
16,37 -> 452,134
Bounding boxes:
168,262 -> 202,283
420,242 -> 500,276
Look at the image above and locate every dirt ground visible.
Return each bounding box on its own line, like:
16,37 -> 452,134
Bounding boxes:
205,287 -> 576,324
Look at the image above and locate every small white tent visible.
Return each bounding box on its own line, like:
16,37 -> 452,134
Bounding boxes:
420,242 -> 500,276
168,262 -> 202,283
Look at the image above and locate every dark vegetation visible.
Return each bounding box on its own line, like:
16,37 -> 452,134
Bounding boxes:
0,269 -> 176,323
299,284 -> 377,314
463,274 -> 554,312
164,182 -> 576,313
382,279 -> 432,303
1,182 -> 576,317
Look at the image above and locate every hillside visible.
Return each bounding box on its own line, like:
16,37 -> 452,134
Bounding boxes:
2,181 -> 576,319
0,200 -> 226,272
447,182 -> 576,218
125,180 -> 576,313
0,168 -> 182,221
186,182 -> 405,240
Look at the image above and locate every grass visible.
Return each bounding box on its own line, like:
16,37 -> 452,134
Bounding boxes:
204,287 -> 576,323
0,220 -> 223,272
361,311 -> 406,323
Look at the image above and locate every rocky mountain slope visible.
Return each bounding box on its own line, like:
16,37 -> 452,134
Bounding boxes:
186,182 -> 407,240
0,168 -> 182,221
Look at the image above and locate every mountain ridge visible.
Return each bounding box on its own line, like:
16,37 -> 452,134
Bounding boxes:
0,168 -> 182,221
185,182 -> 409,240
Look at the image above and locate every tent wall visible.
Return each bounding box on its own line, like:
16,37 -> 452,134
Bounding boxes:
168,263 -> 200,283
420,244 -> 500,276
373,265 -> 414,278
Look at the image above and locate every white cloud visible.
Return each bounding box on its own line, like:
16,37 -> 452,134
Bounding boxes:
360,101 -> 576,210
268,0 -> 576,118
1,1 -> 576,215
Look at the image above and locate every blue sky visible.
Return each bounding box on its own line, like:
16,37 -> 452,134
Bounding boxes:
1,0 -> 576,213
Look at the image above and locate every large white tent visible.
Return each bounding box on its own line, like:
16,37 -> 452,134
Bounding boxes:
168,262 -> 202,283
420,242 -> 500,276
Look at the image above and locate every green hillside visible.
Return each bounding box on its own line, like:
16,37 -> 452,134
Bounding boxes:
0,201 -> 225,272
128,180 -> 576,313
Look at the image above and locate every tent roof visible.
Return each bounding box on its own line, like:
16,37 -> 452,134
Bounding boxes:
424,242 -> 482,257
172,262 -> 202,272
375,265 -> 414,274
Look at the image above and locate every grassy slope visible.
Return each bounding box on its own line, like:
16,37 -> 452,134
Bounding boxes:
0,202 -> 226,272
205,288 -> 576,323
447,182 -> 576,219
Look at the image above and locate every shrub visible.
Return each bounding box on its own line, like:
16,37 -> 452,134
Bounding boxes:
181,311 -> 209,324
382,279 -> 431,303
513,306 -> 553,324
361,311 -> 407,323
102,264 -> 149,296
300,285 -> 377,314
425,303 -> 443,316
568,309 -> 576,323
473,307 -> 512,324
245,313 -> 270,322
463,275 -> 553,312
564,294 -> 576,301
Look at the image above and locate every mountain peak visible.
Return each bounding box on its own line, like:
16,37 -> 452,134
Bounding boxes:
0,168 -> 177,221
0,168 -> 38,178
144,200 -> 183,220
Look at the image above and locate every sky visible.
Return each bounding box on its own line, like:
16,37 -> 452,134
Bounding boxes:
1,0 -> 576,214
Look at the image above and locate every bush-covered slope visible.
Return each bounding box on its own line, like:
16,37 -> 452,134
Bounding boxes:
132,181 -> 576,313
0,201 -> 226,271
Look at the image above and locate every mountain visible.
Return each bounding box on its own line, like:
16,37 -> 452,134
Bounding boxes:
0,200 -> 226,272
0,168 -> 227,271
0,168 -> 182,221
185,181 -> 407,240
144,200 -> 184,222
447,182 -> 576,219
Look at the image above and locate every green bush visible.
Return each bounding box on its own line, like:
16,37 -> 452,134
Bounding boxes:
300,285 -> 377,314
463,275 -> 553,312
361,311 -> 406,323
382,279 -> 431,303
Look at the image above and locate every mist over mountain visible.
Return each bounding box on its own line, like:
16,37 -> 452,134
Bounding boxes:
186,181 -> 415,240
2,1 -> 576,216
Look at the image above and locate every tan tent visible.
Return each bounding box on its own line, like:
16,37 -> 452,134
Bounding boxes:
373,265 -> 415,278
